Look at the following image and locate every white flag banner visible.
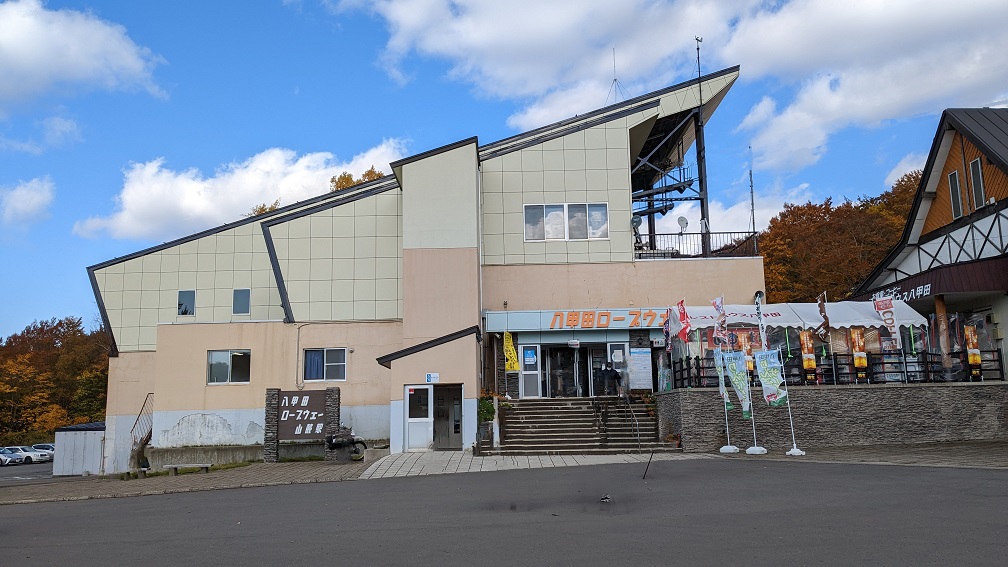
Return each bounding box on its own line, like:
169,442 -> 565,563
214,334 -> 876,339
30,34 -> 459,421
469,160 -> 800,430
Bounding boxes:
754,349 -> 788,407
722,350 -> 751,418
714,347 -> 733,410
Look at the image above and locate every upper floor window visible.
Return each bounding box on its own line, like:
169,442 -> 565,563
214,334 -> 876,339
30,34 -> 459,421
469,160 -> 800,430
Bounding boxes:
233,288 -> 251,315
207,350 -> 251,384
969,158 -> 986,209
178,290 -> 196,316
948,170 -> 963,219
524,203 -> 608,241
304,348 -> 346,381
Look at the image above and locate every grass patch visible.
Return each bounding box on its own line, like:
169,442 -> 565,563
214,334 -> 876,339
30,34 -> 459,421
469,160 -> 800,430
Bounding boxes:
278,455 -> 325,462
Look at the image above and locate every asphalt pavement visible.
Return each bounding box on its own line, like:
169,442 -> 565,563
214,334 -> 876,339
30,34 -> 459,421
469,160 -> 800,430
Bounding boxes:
1,453 -> 1005,566
1,440 -> 1006,506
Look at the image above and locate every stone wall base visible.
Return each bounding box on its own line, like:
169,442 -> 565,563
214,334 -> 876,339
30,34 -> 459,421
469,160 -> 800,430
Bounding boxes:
656,382 -> 1008,452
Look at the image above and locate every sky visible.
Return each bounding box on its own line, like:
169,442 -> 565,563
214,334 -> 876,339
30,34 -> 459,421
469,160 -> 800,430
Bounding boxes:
1,0 -> 1007,338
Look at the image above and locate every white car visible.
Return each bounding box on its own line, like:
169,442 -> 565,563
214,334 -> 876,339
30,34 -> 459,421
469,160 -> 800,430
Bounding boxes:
0,447 -> 24,465
31,444 -> 55,459
4,446 -> 50,464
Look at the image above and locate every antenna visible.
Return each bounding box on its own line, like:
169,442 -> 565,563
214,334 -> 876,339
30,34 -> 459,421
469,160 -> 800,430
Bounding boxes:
695,37 -> 703,111
749,145 -> 756,235
605,47 -> 629,105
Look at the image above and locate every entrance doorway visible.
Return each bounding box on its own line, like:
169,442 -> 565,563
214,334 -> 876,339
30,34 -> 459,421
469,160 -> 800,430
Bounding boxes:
432,384 -> 463,450
542,345 -> 608,397
405,385 -> 433,451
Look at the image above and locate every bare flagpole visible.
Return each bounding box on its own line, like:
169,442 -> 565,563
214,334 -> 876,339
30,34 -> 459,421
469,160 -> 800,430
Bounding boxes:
777,347 -> 806,456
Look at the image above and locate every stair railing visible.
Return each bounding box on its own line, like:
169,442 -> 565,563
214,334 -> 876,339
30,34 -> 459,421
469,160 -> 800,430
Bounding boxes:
130,392 -> 155,454
622,394 -> 641,452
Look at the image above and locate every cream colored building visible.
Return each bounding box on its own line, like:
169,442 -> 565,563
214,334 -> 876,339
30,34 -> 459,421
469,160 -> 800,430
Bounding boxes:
91,66 -> 765,473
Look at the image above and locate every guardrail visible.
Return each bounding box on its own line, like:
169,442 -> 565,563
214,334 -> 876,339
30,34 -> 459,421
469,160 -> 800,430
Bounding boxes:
635,231 -> 758,259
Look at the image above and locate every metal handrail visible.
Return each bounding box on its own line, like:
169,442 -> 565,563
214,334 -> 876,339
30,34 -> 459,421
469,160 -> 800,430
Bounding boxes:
130,392 -> 155,448
635,231 -> 759,259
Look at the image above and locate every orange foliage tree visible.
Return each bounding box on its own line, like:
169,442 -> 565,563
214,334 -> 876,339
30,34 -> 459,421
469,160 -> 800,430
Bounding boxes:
761,170 -> 921,303
0,317 -> 109,441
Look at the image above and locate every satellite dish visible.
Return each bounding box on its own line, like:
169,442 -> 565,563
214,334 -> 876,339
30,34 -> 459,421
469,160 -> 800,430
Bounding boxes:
631,215 -> 643,228
677,216 -> 688,232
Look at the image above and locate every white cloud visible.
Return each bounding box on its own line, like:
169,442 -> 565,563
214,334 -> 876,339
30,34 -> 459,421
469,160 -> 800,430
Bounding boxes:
721,0 -> 1008,171
650,181 -> 811,236
344,1 -> 1008,173
0,0 -> 164,108
353,0 -> 740,128
0,135 -> 42,154
73,139 -> 407,241
884,153 -> 926,190
1,176 -> 54,225
42,116 -> 82,147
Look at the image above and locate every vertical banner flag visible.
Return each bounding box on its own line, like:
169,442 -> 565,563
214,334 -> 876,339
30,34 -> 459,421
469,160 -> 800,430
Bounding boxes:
712,295 -> 727,343
814,292 -> 830,342
800,329 -> 816,370
965,325 -> 982,366
755,350 -> 788,407
872,296 -> 902,350
851,326 -> 867,369
754,292 -> 768,347
714,347 -> 733,409
722,350 -> 752,418
504,332 -> 520,372
663,307 -> 673,352
676,300 -> 692,342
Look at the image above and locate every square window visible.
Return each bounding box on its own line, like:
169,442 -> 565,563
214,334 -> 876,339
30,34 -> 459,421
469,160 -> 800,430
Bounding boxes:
233,288 -> 251,315
207,350 -> 251,384
567,204 -> 588,239
178,290 -> 196,316
524,205 -> 545,241
544,204 -> 565,239
304,348 -> 347,381
587,204 -> 609,238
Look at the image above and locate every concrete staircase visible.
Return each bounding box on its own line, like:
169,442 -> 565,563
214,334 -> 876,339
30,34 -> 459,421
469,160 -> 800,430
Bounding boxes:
485,397 -> 680,455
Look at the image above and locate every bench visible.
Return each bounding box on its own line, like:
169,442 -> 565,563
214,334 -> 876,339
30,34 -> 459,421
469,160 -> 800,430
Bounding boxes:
163,463 -> 211,476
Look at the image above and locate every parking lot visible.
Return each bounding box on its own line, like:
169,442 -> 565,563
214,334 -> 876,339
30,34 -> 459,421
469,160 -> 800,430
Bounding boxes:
0,461 -> 55,485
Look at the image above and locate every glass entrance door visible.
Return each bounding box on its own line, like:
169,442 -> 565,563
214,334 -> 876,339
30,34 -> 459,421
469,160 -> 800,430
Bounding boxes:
546,348 -> 577,397
405,385 -> 433,451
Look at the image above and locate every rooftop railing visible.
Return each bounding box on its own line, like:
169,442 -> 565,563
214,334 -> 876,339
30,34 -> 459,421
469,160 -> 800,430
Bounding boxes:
635,231 -> 759,259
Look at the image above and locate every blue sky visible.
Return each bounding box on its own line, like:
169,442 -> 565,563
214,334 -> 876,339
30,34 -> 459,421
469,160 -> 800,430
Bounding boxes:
2,0 -> 1007,338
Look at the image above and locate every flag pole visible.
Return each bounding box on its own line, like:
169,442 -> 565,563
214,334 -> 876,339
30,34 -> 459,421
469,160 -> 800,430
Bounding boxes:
777,347 -> 805,456
745,383 -> 766,454
746,294 -> 767,454
718,344 -> 738,454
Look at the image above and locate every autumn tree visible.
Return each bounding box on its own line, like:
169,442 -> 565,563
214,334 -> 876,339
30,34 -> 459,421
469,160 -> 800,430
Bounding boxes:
245,198 -> 281,217
330,165 -> 384,191
0,316 -> 109,442
760,169 -> 921,303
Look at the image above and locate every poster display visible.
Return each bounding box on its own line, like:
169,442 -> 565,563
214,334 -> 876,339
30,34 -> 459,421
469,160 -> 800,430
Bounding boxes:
628,347 -> 653,391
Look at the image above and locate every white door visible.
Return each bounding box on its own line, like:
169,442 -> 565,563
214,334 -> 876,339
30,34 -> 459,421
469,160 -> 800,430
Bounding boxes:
518,345 -> 541,398
405,385 -> 433,451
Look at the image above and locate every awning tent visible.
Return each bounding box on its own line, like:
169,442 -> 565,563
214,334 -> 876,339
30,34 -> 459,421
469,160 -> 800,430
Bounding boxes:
687,300 -> 927,330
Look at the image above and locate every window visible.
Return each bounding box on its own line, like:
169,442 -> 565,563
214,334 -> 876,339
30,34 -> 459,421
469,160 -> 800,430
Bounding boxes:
948,170 -> 962,219
970,158 -> 986,209
233,288 -> 251,315
178,290 -> 196,316
207,350 -> 251,384
524,203 -> 609,241
304,348 -> 346,381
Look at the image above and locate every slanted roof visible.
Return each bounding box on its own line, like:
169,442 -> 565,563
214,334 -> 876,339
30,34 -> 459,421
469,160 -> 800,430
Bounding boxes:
853,107 -> 1008,296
